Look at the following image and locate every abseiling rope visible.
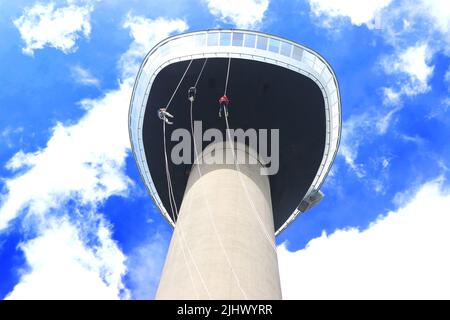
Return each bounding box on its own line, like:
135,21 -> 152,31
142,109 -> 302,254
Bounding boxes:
190,58 -> 208,168
224,57 -> 231,96
161,59 -> 205,299
195,58 -> 208,88
222,59 -> 278,253
163,59 -> 194,220
186,57 -> 248,299
166,60 -> 193,112
162,123 -> 175,221
223,112 -> 277,253
173,58 -> 212,299
161,57 -> 278,299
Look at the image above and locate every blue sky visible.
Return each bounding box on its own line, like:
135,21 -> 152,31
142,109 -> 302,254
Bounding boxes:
0,0 -> 449,299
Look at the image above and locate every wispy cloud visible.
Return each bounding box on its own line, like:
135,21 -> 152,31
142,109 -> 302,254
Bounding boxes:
339,109 -> 396,194
307,0 -> 449,107
375,106 -> 402,134
339,113 -> 372,178
1,126 -> 24,149
120,15 -> 188,79
71,65 -> 100,87
307,0 -> 449,179
381,43 -> 435,104
204,0 -> 269,29
399,133 -> 427,146
445,67 -> 450,85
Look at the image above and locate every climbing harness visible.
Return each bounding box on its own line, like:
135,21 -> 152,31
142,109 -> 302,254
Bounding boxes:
218,57 -> 232,118
158,108 -> 174,125
218,95 -> 229,118
188,87 -> 196,102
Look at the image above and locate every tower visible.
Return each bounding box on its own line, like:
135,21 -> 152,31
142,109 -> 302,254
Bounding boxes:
129,30 -> 341,299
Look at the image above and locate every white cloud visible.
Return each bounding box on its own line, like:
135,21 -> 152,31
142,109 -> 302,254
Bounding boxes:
126,233 -> 169,299
120,15 -> 188,79
419,0 -> 450,35
204,0 -> 269,29
382,87 -> 401,106
5,150 -> 33,171
6,217 -> 127,300
307,0 -> 449,38
442,97 -> 450,109
339,108 -> 401,193
1,15 -> 185,231
339,113 -> 371,178
445,66 -> 450,86
278,178 -> 450,299
13,1 -> 93,56
1,126 -> 24,149
0,81 -> 132,231
340,115 -> 392,196
310,2 -> 447,175
1,14 -> 188,299
400,133 -> 426,146
382,43 -> 435,102
340,44 -> 433,170
307,0 -> 448,107
71,65 -> 100,87
375,106 -> 402,134
307,0 -> 392,27
378,1 -> 450,55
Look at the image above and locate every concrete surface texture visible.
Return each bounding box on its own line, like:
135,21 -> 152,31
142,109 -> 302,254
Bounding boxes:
156,142 -> 282,299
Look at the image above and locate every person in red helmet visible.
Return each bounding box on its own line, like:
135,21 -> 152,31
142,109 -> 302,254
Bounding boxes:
218,95 -> 229,118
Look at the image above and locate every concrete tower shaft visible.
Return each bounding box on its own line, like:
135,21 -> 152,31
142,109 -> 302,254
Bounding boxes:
156,143 -> 282,299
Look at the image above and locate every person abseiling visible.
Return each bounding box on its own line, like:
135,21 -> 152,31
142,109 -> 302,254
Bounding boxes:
188,87 -> 196,102
218,95 -> 229,118
157,107 -> 174,125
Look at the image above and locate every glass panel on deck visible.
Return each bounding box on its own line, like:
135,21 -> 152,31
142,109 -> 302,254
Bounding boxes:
244,34 -> 256,48
220,32 -> 232,46
256,35 -> 268,50
280,42 -> 292,57
194,33 -> 206,47
292,46 -> 303,61
232,32 -> 244,46
268,38 -> 280,53
207,32 -> 219,46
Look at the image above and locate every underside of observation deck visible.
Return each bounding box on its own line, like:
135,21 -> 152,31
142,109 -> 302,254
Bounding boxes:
142,57 -> 326,231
